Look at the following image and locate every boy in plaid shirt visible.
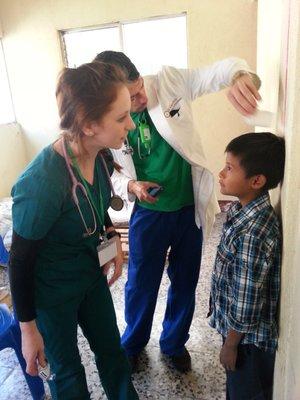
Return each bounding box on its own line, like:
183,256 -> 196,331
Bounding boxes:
209,132 -> 285,400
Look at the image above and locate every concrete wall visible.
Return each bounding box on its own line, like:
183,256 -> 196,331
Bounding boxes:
0,0 -> 257,198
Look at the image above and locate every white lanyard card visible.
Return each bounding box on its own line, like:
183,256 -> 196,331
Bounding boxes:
97,237 -> 117,267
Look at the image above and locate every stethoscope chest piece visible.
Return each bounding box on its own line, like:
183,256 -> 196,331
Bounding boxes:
99,154 -> 125,211
110,195 -> 124,211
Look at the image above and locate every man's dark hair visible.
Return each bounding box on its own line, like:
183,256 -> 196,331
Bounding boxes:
94,51 -> 140,82
226,132 -> 285,191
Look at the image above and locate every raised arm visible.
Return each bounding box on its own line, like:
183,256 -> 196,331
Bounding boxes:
168,57 -> 261,115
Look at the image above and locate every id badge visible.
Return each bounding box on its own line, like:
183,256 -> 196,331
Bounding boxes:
139,123 -> 151,145
97,238 -> 117,267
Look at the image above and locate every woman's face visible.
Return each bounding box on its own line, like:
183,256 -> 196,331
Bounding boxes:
87,85 -> 135,150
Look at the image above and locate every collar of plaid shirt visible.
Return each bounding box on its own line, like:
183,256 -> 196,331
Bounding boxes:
227,192 -> 271,229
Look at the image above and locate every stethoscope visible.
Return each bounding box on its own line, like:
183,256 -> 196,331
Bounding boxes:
137,136 -> 151,159
122,117 -> 151,159
122,137 -> 150,160
122,98 -> 182,158
100,154 -> 124,211
62,139 -> 124,237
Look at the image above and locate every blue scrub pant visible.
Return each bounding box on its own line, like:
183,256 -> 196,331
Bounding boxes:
122,204 -> 203,356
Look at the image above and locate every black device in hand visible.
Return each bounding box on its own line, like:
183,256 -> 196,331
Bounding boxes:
147,186 -> 163,197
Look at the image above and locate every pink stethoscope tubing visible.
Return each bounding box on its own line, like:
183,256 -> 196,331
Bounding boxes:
61,139 -> 97,237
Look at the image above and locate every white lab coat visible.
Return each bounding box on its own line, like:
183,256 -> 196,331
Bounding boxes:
111,57 -> 254,240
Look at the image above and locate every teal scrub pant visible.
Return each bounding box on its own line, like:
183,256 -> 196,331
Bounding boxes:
36,275 -> 138,400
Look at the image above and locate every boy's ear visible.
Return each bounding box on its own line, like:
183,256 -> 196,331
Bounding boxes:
250,174 -> 267,190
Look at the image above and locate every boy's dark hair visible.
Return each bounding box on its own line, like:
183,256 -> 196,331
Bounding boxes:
226,132 -> 285,191
94,51 -> 140,82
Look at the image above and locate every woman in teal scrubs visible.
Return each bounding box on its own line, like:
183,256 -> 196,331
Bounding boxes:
9,62 -> 138,399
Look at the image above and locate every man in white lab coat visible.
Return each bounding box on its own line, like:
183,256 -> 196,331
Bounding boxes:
95,51 -> 261,373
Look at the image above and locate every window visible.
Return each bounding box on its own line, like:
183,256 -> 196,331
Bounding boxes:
60,14 -> 187,75
62,26 -> 120,68
0,42 -> 15,124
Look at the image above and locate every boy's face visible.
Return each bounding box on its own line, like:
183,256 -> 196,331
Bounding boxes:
219,152 -> 254,198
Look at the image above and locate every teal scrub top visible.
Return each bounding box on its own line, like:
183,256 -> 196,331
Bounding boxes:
11,145 -> 112,309
128,110 -> 194,212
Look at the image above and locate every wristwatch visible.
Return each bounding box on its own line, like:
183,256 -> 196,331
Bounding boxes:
106,230 -> 121,240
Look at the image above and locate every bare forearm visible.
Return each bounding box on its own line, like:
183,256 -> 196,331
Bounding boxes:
220,329 -> 244,371
20,320 -> 38,334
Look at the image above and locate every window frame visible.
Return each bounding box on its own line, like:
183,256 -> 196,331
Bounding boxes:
59,12 -> 187,68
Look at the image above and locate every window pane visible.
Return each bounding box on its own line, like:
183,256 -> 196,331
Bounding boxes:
62,27 -> 120,67
122,15 -> 187,76
0,44 -> 15,124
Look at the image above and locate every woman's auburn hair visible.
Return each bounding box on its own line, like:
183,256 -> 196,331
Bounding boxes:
56,61 -> 126,142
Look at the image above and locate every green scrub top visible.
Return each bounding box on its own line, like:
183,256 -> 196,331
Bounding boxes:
11,145 -> 112,309
127,109 -> 194,212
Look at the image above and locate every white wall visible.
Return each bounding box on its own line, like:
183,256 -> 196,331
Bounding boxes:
0,123 -> 28,197
257,0 -> 282,124
0,15 -> 28,196
257,0 -> 300,398
0,0 -> 257,199
272,0 -> 300,397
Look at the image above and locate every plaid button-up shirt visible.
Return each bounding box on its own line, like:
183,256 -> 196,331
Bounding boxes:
209,193 -> 281,352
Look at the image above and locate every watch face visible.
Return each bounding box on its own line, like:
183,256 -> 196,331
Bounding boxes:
110,196 -> 124,211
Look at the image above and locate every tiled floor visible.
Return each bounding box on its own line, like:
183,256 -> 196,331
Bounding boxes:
0,213 -> 226,400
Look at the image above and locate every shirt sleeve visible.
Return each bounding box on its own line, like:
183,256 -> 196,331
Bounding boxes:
12,174 -> 64,240
9,231 -> 40,322
227,233 -> 275,333
176,57 -> 254,101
